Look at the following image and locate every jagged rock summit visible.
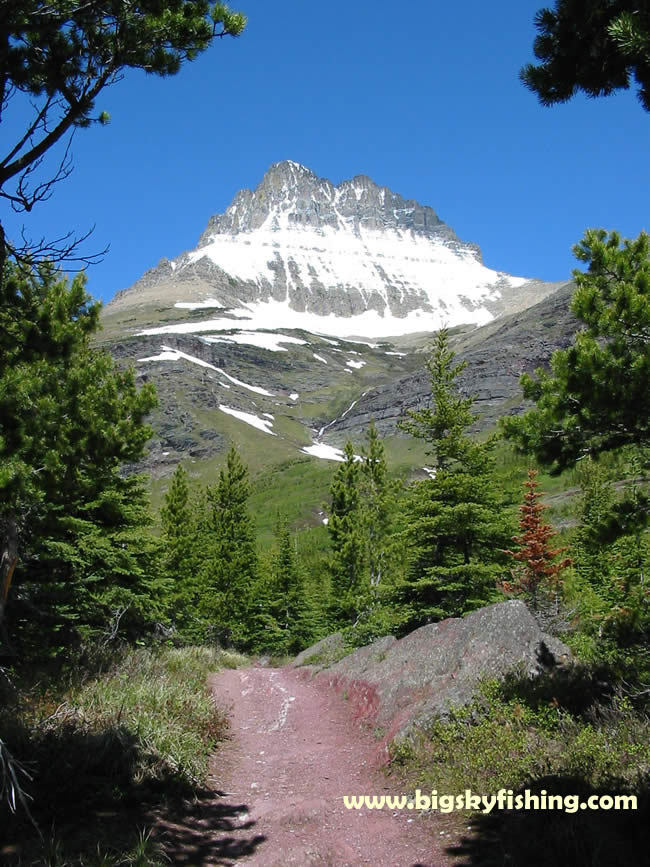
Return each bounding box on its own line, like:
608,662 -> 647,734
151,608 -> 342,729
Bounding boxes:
198,159 -> 452,239
109,160 -> 560,338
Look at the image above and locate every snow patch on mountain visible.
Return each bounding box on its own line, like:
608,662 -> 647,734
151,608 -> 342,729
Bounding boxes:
301,443 -> 347,461
138,344 -> 272,394
218,369 -> 273,396
139,346 -> 221,371
219,405 -> 276,435
140,297 -> 489,340
199,330 -> 307,352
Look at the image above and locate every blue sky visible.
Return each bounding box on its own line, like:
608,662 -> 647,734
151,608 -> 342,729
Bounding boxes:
4,0 -> 650,305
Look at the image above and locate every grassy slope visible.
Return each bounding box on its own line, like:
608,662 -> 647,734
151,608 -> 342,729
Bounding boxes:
146,418 -> 585,553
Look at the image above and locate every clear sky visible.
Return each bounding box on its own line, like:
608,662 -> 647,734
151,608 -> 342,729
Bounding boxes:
4,0 -> 650,305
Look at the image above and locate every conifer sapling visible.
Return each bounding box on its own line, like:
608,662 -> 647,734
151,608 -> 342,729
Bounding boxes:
501,469 -> 572,615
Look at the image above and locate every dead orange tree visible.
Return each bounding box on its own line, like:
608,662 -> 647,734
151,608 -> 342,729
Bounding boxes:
501,469 -> 572,624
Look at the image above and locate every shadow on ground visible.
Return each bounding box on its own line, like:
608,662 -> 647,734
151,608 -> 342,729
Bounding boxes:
155,791 -> 266,864
0,722 -> 265,864
445,775 -> 650,867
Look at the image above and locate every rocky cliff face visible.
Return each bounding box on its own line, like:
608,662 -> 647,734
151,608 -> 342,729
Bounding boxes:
196,160 -> 454,241
319,281 -> 578,443
109,160 -> 561,333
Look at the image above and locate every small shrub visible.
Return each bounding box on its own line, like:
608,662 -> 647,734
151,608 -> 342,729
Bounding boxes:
388,738 -> 416,766
419,690 -> 554,794
402,671 -> 650,808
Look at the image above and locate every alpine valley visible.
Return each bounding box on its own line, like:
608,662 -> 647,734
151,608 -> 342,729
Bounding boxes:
99,160 -> 577,512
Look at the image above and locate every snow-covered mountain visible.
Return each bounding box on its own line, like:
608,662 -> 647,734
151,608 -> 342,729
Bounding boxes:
101,161 -> 572,479
108,161 -> 560,338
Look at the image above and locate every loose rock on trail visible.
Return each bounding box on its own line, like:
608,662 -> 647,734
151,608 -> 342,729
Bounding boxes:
157,665 -> 454,866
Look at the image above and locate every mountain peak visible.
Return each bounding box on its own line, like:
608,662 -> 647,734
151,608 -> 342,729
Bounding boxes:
198,160 -> 452,243
265,159 -> 316,178
113,161 -> 562,335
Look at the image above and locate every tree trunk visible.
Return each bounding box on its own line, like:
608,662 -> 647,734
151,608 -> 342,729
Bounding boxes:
0,516 -> 19,640
0,220 -> 7,284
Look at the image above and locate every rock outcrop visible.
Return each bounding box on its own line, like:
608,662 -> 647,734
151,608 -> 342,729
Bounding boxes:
295,601 -> 571,749
291,632 -> 346,669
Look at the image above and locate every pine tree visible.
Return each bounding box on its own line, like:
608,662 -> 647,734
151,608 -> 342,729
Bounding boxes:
396,329 -> 512,630
201,446 -> 257,647
271,518 -> 314,653
160,464 -> 200,634
272,519 -> 298,633
335,421 -> 406,643
572,458 -> 616,586
327,442 -> 367,625
503,228 -> 650,546
503,230 -> 650,475
501,469 -> 572,617
0,263 -> 159,651
399,328 -> 479,471
572,456 -> 650,646
606,533 -> 650,644
522,2 -> 650,113
246,519 -> 317,655
360,421 -> 392,589
301,567 -> 330,645
33,473 -> 164,647
247,549 -> 286,655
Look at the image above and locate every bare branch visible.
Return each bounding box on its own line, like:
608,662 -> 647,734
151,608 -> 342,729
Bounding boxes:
0,95 -> 56,170
100,606 -> 128,646
7,134 -> 76,214
0,67 -> 113,188
0,0 -> 246,270
5,225 -> 109,272
0,737 -> 41,837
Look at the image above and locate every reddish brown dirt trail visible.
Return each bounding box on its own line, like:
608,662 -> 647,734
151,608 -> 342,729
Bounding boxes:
158,665 -> 454,866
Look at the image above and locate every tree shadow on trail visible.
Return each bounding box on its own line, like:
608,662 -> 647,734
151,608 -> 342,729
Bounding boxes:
155,791 -> 266,865
0,720 -> 265,864
445,775 -> 650,867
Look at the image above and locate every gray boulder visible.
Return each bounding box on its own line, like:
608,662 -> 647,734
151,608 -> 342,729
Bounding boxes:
302,601 -> 570,746
291,631 -> 346,670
